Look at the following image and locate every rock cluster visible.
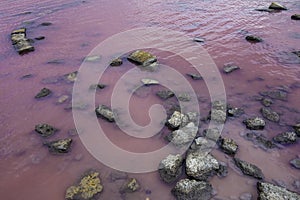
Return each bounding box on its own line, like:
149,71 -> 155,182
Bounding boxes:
11,28 -> 34,54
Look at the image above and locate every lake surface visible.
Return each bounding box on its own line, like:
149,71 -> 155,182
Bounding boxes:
0,0 -> 299,199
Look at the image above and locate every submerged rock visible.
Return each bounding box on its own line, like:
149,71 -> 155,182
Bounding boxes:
166,122 -> 198,147
35,123 -> 58,137
141,78 -> 159,86
290,158 -> 300,169
44,138 -> 72,154
119,178 -> 140,193
223,64 -> 240,74
257,182 -> 300,200
35,88 -> 52,98
11,28 -> 34,54
269,2 -> 287,10
172,179 -> 213,200
167,111 -> 189,129
260,107 -> 280,122
259,90 -> 288,101
243,117 -> 266,130
156,90 -> 174,100
65,171 -> 103,200
95,105 -> 115,122
89,84 -> 106,90
158,154 -> 183,184
234,158 -> 264,179
186,73 -> 203,80
245,35 -> 263,43
109,171 -> 128,182
127,50 -> 157,66
186,151 -> 219,180
35,36 -> 45,40
291,14 -> 300,20
219,137 -> 238,155
261,98 -> 273,107
40,22 -> 52,26
239,193 -> 253,200
292,51 -> 300,58
178,93 -> 191,102
110,57 -> 123,66
255,8 -> 279,13
293,123 -> 300,136
273,131 -> 297,145
245,132 -> 275,150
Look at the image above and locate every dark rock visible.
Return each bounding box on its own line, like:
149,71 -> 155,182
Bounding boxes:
35,88 -> 52,98
166,122 -> 198,147
44,138 -> 72,154
245,35 -> 263,43
156,90 -> 174,100
291,14 -> 300,20
110,171 -> 128,182
65,102 -> 88,111
243,117 -> 266,130
110,58 -> 122,66
20,74 -> 33,79
178,93 -> 191,102
219,137 -> 238,155
245,132 -> 275,150
11,28 -> 34,54
259,90 -> 288,101
273,132 -> 297,145
127,50 -> 157,66
40,22 -> 52,26
119,178 -> 140,193
260,107 -> 280,122
257,182 -> 300,200
35,123 -> 58,137
203,128 -> 220,142
186,73 -> 203,80
35,36 -> 45,40
158,154 -> 183,184
293,123 -> 300,137
261,98 -> 273,107
227,106 -> 244,117
166,111 -> 189,129
89,84 -> 106,90
217,162 -> 228,178
95,105 -> 115,122
290,158 -> 300,169
234,158 -> 264,179
223,64 -> 240,74
292,51 -> 300,58
172,179 -> 213,200
269,2 -> 287,10
193,37 -> 205,43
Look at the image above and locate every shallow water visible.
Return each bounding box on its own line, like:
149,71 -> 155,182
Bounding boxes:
0,0 -> 300,199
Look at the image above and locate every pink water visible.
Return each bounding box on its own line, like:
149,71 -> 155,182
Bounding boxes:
0,0 -> 300,199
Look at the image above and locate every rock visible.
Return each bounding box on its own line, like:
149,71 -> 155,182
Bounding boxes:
269,2 -> 287,10
64,71 -> 78,82
141,78 -> 159,86
255,8 -> 279,13
273,132 -> 297,145
110,171 -> 128,182
110,58 -> 123,66
234,158 -> 264,179
65,102 -> 88,111
212,100 -> 227,110
210,109 -> 227,123
89,84 -> 106,90
239,193 -> 252,200
203,128 -> 220,142
219,137 -> 238,155
227,106 -> 244,117
120,178 -> 140,193
47,59 -> 65,64
292,51 -> 300,58
40,22 -> 52,26
57,95 -> 69,104
217,162 -> 228,178
171,179 -> 213,200
44,138 -> 72,154
193,37 -> 205,43
35,88 -> 52,98
245,35 -> 263,43
65,171 -> 103,200
186,73 -> 203,80
257,182 -> 300,200
20,74 -> 33,79
223,64 -> 240,74
95,105 -> 115,122
259,90 -> 288,101
127,50 -> 157,66
156,90 -> 174,100
35,123 -> 58,137
186,151 -> 219,180
167,111 -> 189,129
158,154 -> 183,184
178,93 -> 191,102
243,117 -> 266,130
293,124 -> 300,137
261,98 -> 273,107
245,132 -> 275,150
166,122 -> 198,147
290,158 -> 300,169
11,28 -> 34,54
85,55 -> 101,62
190,137 -> 215,151
291,14 -> 300,20
35,36 -> 45,40
260,107 -> 280,122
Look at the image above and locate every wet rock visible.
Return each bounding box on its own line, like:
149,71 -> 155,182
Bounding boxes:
217,162 -> 228,178
127,50 -> 157,66
85,55 -> 101,62
40,22 -> 52,26
193,37 -> 205,43
243,117 -> 266,130
203,128 -> 220,142
257,182 -> 300,200
110,57 -> 123,66
293,123 -> 300,136
110,171 -> 128,182
291,14 -> 300,20
95,105 -> 115,122
292,51 -> 300,58
166,111 -> 189,129
219,137 -> 238,155
20,74 -> 33,79
290,158 -> 300,169
273,131 -> 297,145
156,90 -> 174,100
35,88 -> 52,98
11,28 -> 34,54
44,138 -> 72,154
261,98 -> 273,107
186,73 -> 202,80
239,193 -> 252,200
245,132 -> 275,150
120,178 -> 140,193
245,35 -> 263,43
223,64 -> 240,74
227,106 -> 244,117
35,123 -> 58,137
64,71 -> 78,82
234,158 -> 264,179
172,179 -> 213,200
259,90 -> 288,101
210,109 -> 227,123
57,95 -> 69,104
186,151 -> 219,180
269,2 -> 287,10
141,78 -> 159,86
166,122 -> 198,147
178,93 -> 191,102
212,100 -> 227,110
89,84 -> 106,90
260,107 -> 280,122
65,171 -> 103,200
158,154 -> 183,184
35,36 -> 45,40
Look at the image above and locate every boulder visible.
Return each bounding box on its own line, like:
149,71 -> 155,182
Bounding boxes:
219,137 -> 238,155
245,35 -> 263,43
269,2 -> 287,10
290,158 -> 300,169
243,117 -> 266,130
273,132 -> 297,145
291,14 -> 300,20
11,28 -> 34,54
257,182 -> 300,200
127,50 -> 157,66
156,90 -> 174,100
234,158 -> 264,179
35,88 -> 52,98
119,178 -> 140,193
260,107 -> 280,122
35,123 -> 58,137
223,64 -> 240,74
95,105 -> 115,122
166,111 -> 189,129
44,138 -> 72,154
171,179 -> 213,200
110,58 -> 123,66
158,154 -> 183,184
166,122 -> 198,147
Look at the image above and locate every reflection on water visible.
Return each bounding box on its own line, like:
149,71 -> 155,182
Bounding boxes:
0,0 -> 299,199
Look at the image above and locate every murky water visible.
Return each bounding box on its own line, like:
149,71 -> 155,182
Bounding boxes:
0,0 -> 299,199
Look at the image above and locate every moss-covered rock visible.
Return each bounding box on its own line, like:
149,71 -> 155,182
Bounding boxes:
127,50 -> 157,66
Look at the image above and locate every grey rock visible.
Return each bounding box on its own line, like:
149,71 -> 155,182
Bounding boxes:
217,162 -> 228,178
186,73 -> 202,80
178,93 -> 191,102
95,105 -> 115,122
35,123 -> 58,137
260,107 -> 280,122
269,2 -> 287,10
273,132 -> 297,145
203,128 -> 220,142
172,179 -> 213,200
245,35 -> 263,43
292,14 -> 300,20
156,90 -> 174,100
166,122 -> 198,147
210,109 -> 227,123
190,137 -> 215,151
290,158 -> 300,169
35,88 -> 52,98
234,158 -> 264,179
293,123 -> 300,137
158,154 -> 183,184
223,64 -> 240,74
186,151 -> 219,180
141,78 -> 159,86
243,117 -> 266,130
257,182 -> 300,200
245,132 -> 275,150
261,98 -> 273,107
259,90 -> 288,101
127,50 -> 157,66
212,100 -> 227,110
47,59 -> 64,64
110,58 -> 122,66
219,137 -> 238,155
44,138 -> 72,154
227,107 -> 244,117
167,111 -> 189,129
239,193 -> 252,200
119,178 -> 140,193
